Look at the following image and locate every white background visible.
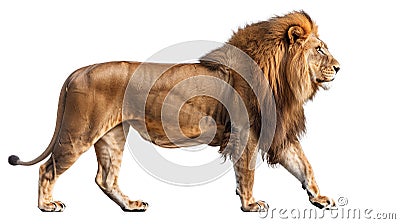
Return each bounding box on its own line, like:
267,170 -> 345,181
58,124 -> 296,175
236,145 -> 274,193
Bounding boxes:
1,0 -> 399,223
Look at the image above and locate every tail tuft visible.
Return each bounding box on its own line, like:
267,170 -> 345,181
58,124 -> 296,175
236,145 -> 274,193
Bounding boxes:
8,155 -> 20,166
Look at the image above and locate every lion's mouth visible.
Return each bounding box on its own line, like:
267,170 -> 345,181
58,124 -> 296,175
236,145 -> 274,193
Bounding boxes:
316,73 -> 335,83
316,77 -> 335,83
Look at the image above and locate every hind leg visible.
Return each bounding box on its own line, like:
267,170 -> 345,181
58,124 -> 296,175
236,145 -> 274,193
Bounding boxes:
94,123 -> 148,212
38,159 -> 64,212
38,90 -> 110,211
37,71 -> 128,211
38,140 -> 92,212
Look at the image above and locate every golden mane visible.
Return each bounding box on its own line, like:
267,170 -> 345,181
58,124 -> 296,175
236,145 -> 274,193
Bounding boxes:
201,11 -> 320,164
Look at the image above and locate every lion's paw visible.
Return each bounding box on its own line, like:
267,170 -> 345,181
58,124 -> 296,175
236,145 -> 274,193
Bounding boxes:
122,200 -> 149,212
39,201 -> 66,212
309,195 -> 335,209
241,200 -> 269,212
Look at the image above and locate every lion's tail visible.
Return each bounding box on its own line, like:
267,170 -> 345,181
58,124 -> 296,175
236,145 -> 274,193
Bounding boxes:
8,72 -> 75,166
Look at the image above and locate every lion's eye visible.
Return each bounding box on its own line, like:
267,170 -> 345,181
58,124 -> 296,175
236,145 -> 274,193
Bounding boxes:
316,46 -> 325,55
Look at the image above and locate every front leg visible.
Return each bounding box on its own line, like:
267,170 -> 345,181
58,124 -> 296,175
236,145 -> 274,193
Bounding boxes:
278,140 -> 335,209
232,138 -> 268,212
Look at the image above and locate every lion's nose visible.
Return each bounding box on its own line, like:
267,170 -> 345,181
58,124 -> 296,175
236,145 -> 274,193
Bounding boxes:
333,66 -> 340,74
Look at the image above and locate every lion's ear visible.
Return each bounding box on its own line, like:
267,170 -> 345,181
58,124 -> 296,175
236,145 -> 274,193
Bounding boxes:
288,26 -> 305,44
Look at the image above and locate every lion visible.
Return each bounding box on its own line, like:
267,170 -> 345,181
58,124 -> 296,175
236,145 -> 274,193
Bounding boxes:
8,11 -> 340,212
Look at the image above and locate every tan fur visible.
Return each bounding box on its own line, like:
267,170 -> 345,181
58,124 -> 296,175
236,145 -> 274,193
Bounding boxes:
9,11 -> 339,212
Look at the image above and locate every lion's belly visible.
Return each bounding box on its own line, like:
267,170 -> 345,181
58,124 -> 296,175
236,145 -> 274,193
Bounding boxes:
132,122 -> 227,148
128,95 -> 227,148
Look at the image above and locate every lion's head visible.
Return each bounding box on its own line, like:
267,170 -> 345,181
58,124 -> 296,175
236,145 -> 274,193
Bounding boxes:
201,11 -> 340,163
228,11 -> 340,102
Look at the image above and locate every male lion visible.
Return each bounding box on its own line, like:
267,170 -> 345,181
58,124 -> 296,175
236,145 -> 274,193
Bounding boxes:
9,11 -> 340,212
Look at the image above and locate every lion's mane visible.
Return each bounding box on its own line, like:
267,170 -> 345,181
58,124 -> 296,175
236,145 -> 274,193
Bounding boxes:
200,11 -> 319,164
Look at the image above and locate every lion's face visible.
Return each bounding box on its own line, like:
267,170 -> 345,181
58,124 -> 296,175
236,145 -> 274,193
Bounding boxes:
305,35 -> 340,89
